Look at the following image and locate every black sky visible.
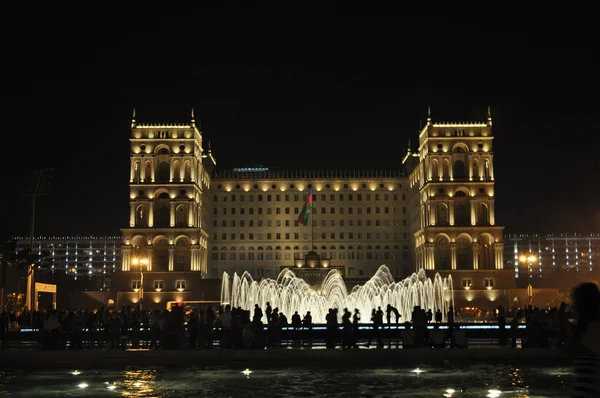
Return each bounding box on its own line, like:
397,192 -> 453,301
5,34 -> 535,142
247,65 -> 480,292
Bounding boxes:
1,8 -> 599,238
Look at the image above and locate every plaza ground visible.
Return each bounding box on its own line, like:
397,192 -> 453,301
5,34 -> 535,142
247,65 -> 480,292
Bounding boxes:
0,347 -> 569,370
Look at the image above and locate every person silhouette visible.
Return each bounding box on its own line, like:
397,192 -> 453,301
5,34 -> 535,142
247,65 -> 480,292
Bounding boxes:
572,282 -> 600,396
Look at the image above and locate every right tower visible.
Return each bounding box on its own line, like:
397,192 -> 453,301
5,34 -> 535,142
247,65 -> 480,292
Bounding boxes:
406,107 -> 504,278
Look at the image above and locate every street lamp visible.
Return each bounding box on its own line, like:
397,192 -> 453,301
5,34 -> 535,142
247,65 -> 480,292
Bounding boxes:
519,254 -> 537,305
132,257 -> 149,308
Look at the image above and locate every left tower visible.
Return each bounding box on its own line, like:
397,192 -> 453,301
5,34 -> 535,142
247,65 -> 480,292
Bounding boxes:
121,109 -> 210,275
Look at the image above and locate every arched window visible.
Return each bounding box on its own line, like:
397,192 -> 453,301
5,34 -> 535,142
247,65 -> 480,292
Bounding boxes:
453,160 -> 466,179
184,161 -> 192,181
136,205 -> 147,227
437,204 -> 449,226
455,203 -> 469,226
173,160 -> 181,182
431,159 -> 439,180
158,162 -> 170,182
479,203 -> 489,225
156,192 -> 170,227
176,204 -> 187,227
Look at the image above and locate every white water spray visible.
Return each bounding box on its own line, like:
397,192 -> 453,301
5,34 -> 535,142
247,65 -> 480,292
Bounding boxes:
221,265 -> 454,323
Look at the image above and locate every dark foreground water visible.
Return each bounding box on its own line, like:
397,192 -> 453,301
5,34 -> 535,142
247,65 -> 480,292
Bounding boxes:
0,361 -> 572,397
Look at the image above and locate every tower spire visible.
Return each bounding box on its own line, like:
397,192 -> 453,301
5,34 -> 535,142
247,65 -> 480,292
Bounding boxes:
131,108 -> 136,128
407,138 -> 411,152
487,105 -> 492,126
427,105 -> 432,125
191,108 -> 195,125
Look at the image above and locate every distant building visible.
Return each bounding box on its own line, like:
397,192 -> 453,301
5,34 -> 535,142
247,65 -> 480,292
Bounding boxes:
504,233 -> 600,290
13,236 -> 121,290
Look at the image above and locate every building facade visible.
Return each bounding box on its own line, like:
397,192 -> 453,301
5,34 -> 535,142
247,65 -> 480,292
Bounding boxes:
14,236 -> 121,289
115,110 -> 213,308
403,108 -> 513,309
504,233 -> 600,290
100,108 -> 520,310
209,169 -> 412,280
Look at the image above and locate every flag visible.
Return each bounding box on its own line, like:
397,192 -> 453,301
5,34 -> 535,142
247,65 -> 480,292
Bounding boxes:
297,188 -> 313,226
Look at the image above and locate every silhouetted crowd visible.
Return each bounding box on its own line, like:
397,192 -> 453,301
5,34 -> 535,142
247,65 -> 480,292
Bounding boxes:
0,301 -> 576,351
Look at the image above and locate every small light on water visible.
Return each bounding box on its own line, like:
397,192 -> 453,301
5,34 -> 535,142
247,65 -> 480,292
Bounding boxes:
71,370 -> 81,375
77,383 -> 88,389
242,368 -> 253,377
487,389 -> 502,397
133,382 -> 143,387
107,384 -> 117,390
412,368 -> 425,375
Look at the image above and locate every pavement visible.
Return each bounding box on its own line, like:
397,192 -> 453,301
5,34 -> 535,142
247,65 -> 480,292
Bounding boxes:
0,347 -> 570,370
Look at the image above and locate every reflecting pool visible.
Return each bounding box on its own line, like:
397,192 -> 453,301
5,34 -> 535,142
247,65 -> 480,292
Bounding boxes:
0,361 -> 571,397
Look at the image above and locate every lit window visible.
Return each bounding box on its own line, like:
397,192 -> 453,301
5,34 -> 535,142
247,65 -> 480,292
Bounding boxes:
176,280 -> 186,291
153,280 -> 164,290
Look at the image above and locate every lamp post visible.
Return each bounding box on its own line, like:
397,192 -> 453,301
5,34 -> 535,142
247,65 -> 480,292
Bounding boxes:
519,254 -> 537,305
131,257 -> 148,308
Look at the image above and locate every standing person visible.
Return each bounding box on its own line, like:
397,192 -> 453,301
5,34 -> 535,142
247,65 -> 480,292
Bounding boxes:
352,309 -> 361,348
571,283 -> 600,397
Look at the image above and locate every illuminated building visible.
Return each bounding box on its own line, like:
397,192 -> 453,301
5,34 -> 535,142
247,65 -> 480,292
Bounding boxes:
505,233 -> 600,290
402,108 -> 514,308
209,169 -> 411,280
13,236 -> 120,290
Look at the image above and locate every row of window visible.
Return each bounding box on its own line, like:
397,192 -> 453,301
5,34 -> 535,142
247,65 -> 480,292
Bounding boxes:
213,206 -> 407,215
212,250 -> 408,261
214,193 -> 406,202
216,183 -> 404,192
131,280 -> 187,290
461,278 -> 494,288
213,231 -> 408,241
213,219 -> 407,228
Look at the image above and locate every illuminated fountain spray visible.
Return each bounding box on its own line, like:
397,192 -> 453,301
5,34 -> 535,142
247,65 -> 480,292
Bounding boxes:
221,265 -> 454,323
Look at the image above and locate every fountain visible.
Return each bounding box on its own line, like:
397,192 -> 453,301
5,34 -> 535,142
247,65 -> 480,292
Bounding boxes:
220,265 -> 454,323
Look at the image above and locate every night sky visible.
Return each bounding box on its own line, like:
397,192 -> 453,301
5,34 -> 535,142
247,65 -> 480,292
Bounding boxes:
2,10 -> 599,238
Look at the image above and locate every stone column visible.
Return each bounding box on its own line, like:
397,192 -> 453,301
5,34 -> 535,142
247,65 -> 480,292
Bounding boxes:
494,242 -> 504,270
148,203 -> 154,227
178,158 -> 183,182
130,160 -> 135,182
191,159 -> 196,182
130,203 -> 136,227
426,243 -> 436,270
450,243 -> 457,270
468,156 -> 473,180
168,246 -> 175,271
472,243 -> 480,270
489,199 -> 495,225
188,204 -> 194,227
488,157 -> 494,180
146,246 -> 153,271
170,202 -> 175,227
122,246 -> 132,271
191,244 -> 200,271
470,201 -> 477,226
151,161 -> 155,182
449,199 -> 455,225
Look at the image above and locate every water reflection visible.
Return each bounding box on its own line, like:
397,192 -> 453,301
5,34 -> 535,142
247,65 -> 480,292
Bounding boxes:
0,362 -> 573,397
120,369 -> 162,397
